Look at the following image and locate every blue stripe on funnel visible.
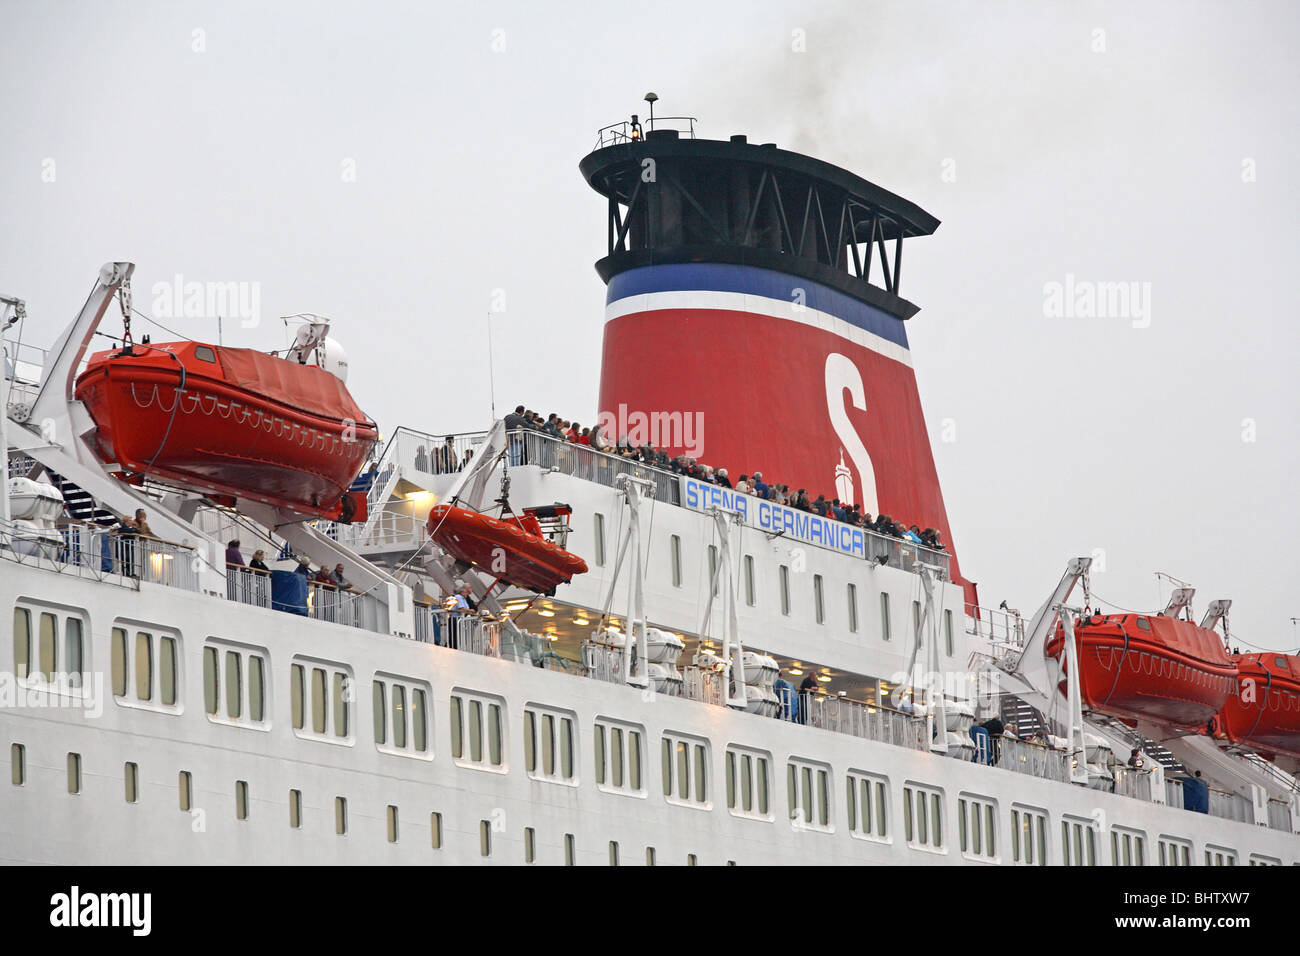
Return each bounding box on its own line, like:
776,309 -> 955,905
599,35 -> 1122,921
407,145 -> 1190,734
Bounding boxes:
606,263 -> 910,350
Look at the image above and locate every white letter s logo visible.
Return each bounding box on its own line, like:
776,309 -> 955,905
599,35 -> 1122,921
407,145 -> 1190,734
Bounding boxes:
824,353 -> 877,514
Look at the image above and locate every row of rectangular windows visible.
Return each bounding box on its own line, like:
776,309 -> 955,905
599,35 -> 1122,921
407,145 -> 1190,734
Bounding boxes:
659,533 -> 956,653
9,741 -> 1274,865
8,741 -> 731,864
4,607 -> 1262,863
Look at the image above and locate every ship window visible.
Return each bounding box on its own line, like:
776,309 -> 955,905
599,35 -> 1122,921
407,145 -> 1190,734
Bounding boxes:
1011,806 -> 1048,865
787,758 -> 833,833
525,827 -> 536,863
235,780 -> 249,820
134,632 -> 153,701
880,593 -> 891,641
847,771 -> 889,842
124,761 -> 138,803
814,575 -> 825,624
469,701 -> 483,761
332,673 -> 348,737
779,565 -> 790,616
903,783 -> 943,851
524,705 -> 577,784
430,812 -> 442,849
670,535 -> 682,587
292,658 -> 351,743
687,854 -> 698,866
1136,617 -> 1150,631
67,752 -> 81,794
541,714 -> 554,775
291,664 -> 304,729
945,610 -> 954,657
205,641 -> 269,727
1110,827 -> 1146,866
312,669 -> 328,733
178,771 -> 192,812
412,690 -> 427,752
847,584 -> 858,633
392,685 -> 407,749
450,696 -> 463,758
595,718 -> 645,796
451,690 -> 506,771
65,618 -> 83,686
1061,817 -> 1097,866
593,513 -> 606,567
609,841 -> 619,866
249,656 -> 264,722
111,627 -> 127,695
289,789 -> 302,829
194,345 -> 216,363
335,797 -> 347,835
958,794 -> 997,861
11,743 -> 25,786
111,624 -> 180,712
480,820 -> 491,857
565,833 -> 575,866
1204,844 -> 1237,866
725,749 -> 773,819
39,612 -> 56,680
646,847 -> 656,866
225,651 -> 242,719
662,732 -> 710,809
13,607 -> 31,680
744,555 -> 755,606
387,805 -> 399,843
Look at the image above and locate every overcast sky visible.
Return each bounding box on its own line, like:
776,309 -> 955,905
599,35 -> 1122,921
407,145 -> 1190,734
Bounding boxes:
2,0 -> 1296,649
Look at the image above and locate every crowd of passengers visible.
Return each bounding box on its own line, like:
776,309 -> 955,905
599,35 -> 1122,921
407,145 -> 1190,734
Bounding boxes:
498,405 -> 947,553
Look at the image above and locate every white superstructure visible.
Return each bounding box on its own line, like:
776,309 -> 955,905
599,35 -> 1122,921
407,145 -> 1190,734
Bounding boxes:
2,265 -> 1298,867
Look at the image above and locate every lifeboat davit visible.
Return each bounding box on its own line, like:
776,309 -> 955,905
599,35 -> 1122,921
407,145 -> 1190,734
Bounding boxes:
1215,653 -> 1300,760
1045,613 -> 1238,731
426,503 -> 588,593
74,341 -> 377,517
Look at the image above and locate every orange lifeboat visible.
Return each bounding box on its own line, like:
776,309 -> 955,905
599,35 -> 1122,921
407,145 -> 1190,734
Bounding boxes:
426,503 -> 588,593
1215,653 -> 1300,759
1045,613 -> 1238,731
74,341 -> 377,518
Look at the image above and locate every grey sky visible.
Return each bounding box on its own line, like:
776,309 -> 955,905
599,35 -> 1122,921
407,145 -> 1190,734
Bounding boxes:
2,0 -> 1296,648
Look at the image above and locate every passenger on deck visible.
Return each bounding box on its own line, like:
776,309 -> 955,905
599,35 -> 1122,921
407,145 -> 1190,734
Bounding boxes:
330,563 -> 353,591
1127,748 -> 1145,769
313,566 -> 335,587
294,556 -> 311,577
462,448 -> 474,470
774,671 -> 798,722
225,540 -> 245,567
435,436 -> 456,473
415,446 -> 429,472
799,672 -> 818,724
752,472 -> 768,499
133,509 -> 154,538
981,715 -> 1006,762
456,580 -> 478,612
715,468 -> 732,489
249,550 -> 269,572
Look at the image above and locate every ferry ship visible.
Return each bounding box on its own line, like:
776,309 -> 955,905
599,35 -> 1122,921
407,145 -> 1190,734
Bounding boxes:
2,115 -> 1297,868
